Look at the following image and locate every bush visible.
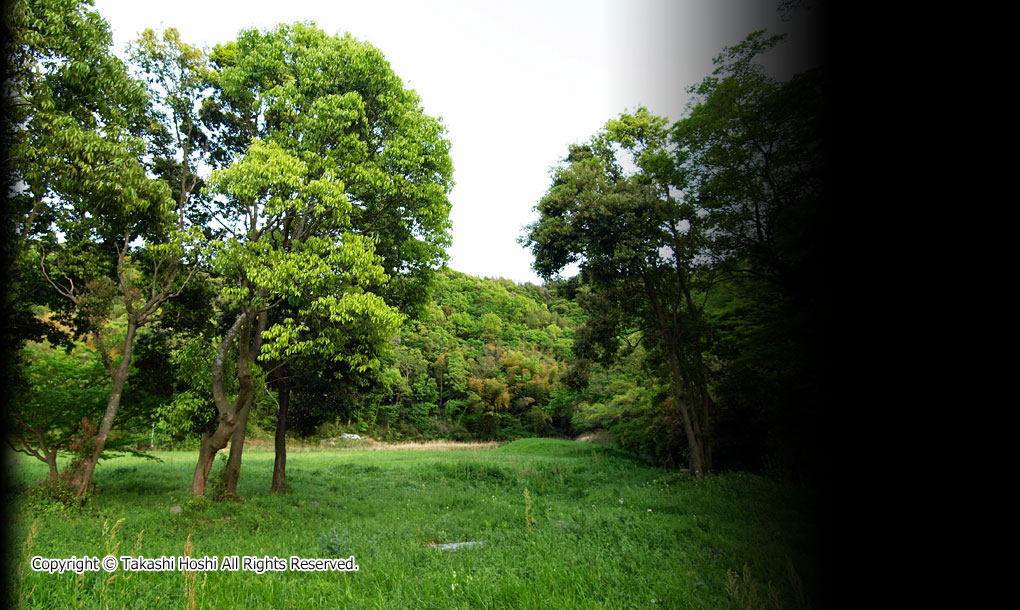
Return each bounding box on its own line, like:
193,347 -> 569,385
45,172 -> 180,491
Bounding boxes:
426,417 -> 471,441
184,494 -> 211,512
26,478 -> 86,512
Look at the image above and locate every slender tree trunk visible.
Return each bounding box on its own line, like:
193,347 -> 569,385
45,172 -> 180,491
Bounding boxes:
70,318 -> 138,496
642,274 -> 706,478
271,365 -> 290,493
222,310 -> 266,496
666,347 -> 705,477
677,268 -> 715,473
222,395 -> 251,496
697,378 -> 713,472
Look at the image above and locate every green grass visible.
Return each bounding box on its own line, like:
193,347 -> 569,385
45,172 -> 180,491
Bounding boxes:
7,439 -> 822,609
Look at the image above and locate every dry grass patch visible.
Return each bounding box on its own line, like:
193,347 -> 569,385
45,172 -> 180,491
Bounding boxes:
232,438 -> 503,452
574,429 -> 613,444
356,439 -> 500,451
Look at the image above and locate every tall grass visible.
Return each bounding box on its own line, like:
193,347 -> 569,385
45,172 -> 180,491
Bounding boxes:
7,439 -> 821,609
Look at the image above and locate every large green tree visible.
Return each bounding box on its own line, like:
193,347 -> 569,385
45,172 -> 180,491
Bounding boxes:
672,30 -> 827,475
523,108 -> 717,477
526,29 -> 827,477
192,23 -> 453,496
5,0 -> 200,495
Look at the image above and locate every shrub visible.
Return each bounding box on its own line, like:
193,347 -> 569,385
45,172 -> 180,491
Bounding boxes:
25,478 -> 86,512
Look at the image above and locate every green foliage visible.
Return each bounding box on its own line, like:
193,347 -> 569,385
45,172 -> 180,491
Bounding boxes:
6,0 -> 210,500
183,493 -> 211,513
671,31 -> 827,477
25,477 -> 87,513
7,0 -> 172,238
194,25 -> 455,463
523,29 -> 826,477
5,0 -> 822,489
522,104 -> 717,474
673,30 -> 825,293
6,333 -> 157,472
9,0 -> 178,324
153,335 -> 221,441
479,312 -> 503,342
275,268 -> 584,442
14,338 -> 110,423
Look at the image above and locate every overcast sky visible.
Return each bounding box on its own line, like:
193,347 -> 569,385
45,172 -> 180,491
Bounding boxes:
92,0 -> 826,285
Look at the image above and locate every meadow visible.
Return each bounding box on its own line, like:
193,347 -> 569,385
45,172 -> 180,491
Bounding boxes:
6,439 -> 822,609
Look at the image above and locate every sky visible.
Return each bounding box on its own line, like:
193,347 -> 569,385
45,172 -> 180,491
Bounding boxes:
92,0 -> 826,285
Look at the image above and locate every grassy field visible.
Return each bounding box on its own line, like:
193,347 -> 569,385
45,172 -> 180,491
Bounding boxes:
6,439 -> 823,609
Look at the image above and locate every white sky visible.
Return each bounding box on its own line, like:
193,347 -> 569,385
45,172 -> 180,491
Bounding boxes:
92,0 -> 825,285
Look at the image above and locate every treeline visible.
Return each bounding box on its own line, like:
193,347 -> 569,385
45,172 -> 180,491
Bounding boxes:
11,254 -> 824,479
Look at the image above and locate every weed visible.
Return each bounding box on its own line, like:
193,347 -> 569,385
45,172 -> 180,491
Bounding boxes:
524,487 -> 535,529
97,518 -> 126,603
183,534 -> 196,610
318,527 -> 346,557
184,494 -> 210,513
13,519 -> 38,608
207,453 -> 239,502
725,559 -> 809,610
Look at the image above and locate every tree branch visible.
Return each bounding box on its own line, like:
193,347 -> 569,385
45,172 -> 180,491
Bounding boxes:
39,249 -> 79,304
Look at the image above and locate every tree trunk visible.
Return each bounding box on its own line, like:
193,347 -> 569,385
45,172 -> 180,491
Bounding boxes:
222,310 -> 266,496
666,348 -> 706,478
642,273 -> 706,478
678,271 -> 714,474
191,422 -> 232,496
45,450 -> 59,481
271,365 -> 290,493
192,310 -> 252,496
222,396 -> 251,496
697,378 -> 713,473
70,318 -> 138,496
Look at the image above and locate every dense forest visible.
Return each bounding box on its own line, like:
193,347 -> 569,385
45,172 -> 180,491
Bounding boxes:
3,0 -> 827,502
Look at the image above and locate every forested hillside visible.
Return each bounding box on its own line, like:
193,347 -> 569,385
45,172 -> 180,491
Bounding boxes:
265,268 -> 586,443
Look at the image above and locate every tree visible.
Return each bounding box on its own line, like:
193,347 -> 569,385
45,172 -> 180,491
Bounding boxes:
5,0 -> 200,496
525,29 -> 827,477
191,137 -> 400,496
522,108 -> 717,477
672,30 -> 827,476
192,23 -> 453,496
4,0 -> 112,357
479,312 -> 503,343
672,30 -> 825,296
127,28 -> 212,234
6,339 -> 110,479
